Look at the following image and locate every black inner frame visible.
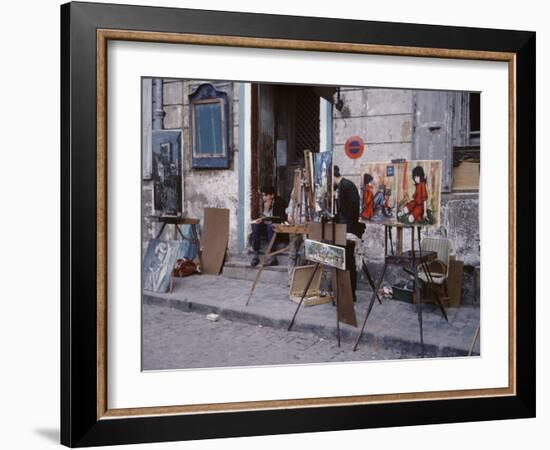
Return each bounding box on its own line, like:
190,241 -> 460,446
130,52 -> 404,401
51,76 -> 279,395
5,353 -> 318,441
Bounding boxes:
61,2 -> 536,447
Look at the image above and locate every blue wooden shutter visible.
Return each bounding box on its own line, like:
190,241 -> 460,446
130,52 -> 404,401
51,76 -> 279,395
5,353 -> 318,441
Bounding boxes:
189,84 -> 231,169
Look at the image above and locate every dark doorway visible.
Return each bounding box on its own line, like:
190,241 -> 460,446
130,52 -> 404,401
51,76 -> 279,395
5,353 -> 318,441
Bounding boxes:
251,84 -> 320,218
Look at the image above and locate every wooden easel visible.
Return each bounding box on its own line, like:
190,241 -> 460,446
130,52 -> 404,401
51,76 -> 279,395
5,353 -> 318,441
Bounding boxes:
353,225 -> 448,355
288,217 -> 350,347
245,223 -> 308,306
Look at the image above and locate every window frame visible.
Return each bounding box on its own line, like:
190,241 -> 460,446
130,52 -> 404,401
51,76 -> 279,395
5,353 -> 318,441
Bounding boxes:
189,83 -> 231,169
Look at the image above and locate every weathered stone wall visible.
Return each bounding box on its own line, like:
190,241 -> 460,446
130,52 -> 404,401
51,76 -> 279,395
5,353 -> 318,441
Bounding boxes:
142,80 -> 241,252
333,88 -> 413,189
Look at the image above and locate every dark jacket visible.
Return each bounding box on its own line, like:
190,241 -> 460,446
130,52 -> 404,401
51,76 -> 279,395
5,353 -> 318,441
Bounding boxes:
336,178 -> 364,238
261,195 -> 287,224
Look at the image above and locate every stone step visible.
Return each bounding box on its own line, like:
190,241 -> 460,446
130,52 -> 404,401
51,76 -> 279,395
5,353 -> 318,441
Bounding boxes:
222,258 -> 289,285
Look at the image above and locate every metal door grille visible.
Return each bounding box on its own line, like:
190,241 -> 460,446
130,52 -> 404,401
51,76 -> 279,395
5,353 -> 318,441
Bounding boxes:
295,88 -> 320,157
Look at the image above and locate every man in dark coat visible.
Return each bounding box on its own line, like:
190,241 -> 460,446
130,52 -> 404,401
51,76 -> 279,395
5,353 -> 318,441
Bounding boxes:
250,186 -> 287,267
334,166 -> 365,301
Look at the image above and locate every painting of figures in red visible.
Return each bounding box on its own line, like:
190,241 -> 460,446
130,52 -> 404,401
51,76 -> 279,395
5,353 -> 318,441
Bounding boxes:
395,160 -> 441,227
360,162 -> 398,225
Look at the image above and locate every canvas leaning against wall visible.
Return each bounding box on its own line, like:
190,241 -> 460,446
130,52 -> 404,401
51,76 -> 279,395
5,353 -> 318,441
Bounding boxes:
142,239 -> 184,293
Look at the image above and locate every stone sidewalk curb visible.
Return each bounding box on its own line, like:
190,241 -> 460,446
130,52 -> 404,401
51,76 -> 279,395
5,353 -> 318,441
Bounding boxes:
143,275 -> 480,357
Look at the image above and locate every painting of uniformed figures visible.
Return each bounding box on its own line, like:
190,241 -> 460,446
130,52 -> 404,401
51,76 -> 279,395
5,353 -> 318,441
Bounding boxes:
360,162 -> 398,225
395,160 -> 442,227
152,130 -> 183,215
142,239 -> 183,293
313,152 -> 334,216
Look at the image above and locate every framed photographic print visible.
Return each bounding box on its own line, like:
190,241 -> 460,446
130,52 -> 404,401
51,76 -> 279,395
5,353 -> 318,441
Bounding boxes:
61,1 -> 535,447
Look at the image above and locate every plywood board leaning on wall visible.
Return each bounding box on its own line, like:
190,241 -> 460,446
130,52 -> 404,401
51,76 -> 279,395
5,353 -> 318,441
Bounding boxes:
201,208 -> 230,275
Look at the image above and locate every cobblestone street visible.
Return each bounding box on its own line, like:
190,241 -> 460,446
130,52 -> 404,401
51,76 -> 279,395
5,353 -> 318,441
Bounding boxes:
142,303 -> 429,370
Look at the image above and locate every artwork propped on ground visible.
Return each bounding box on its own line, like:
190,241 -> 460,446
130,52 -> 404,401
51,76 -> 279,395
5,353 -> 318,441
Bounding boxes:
360,160 -> 442,227
395,160 -> 442,227
142,239 -> 183,293
360,162 -> 398,225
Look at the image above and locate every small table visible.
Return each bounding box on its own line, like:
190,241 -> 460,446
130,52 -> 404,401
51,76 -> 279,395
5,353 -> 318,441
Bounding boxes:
354,227 -> 449,354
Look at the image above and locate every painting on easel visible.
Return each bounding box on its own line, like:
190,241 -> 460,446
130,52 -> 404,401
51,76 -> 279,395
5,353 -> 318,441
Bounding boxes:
313,152 -> 334,217
152,130 -> 183,216
395,160 -> 442,227
360,160 -> 442,227
360,162 -> 398,225
304,239 -> 346,270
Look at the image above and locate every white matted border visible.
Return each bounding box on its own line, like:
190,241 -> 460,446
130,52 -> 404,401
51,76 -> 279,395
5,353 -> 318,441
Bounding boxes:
107,40 -> 509,409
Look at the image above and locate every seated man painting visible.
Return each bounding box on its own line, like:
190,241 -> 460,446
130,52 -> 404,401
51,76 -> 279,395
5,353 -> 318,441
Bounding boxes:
250,186 -> 287,267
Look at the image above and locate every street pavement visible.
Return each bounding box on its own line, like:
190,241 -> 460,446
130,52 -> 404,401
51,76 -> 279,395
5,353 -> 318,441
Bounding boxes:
143,273 -> 481,371
142,302 -> 423,370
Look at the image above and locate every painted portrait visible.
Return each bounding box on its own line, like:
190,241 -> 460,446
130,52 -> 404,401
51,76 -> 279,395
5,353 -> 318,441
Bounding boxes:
360,162 -> 398,225
395,160 -> 442,227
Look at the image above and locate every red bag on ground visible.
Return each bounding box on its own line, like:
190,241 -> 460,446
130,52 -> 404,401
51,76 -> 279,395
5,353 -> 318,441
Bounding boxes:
172,258 -> 198,277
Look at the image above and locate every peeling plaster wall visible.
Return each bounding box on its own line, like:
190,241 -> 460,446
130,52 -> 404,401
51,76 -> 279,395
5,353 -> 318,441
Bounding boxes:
142,80 -> 241,253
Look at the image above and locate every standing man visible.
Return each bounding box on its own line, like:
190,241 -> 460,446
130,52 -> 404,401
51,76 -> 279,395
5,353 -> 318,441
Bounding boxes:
250,186 -> 287,267
333,166 -> 365,302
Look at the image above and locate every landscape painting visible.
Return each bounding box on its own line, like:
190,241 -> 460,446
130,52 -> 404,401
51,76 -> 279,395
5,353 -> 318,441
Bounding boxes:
304,239 -> 346,270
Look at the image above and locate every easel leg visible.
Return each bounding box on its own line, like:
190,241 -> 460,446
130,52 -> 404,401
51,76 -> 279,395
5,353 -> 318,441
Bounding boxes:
353,263 -> 387,352
155,223 -> 167,240
335,269 -> 340,347
190,224 -> 203,271
396,227 -> 403,256
468,323 -> 480,356
362,260 -> 382,304
323,269 -> 335,306
175,224 -> 186,240
414,265 -> 425,356
245,232 -> 277,306
288,263 -> 320,331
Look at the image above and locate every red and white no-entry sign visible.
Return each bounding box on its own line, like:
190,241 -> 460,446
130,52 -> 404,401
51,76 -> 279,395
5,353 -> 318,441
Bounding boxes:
344,136 -> 365,159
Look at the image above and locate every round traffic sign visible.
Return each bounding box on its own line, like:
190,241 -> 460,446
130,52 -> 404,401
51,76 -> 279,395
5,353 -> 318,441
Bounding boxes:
344,136 -> 364,159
